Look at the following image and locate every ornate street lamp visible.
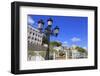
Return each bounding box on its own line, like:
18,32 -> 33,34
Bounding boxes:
37,18 -> 59,60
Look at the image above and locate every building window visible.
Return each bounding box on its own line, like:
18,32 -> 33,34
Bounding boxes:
28,36 -> 30,39
28,41 -> 30,43
35,38 -> 37,41
31,41 -> 32,44
33,33 -> 34,35
30,32 -> 32,34
32,37 -> 34,40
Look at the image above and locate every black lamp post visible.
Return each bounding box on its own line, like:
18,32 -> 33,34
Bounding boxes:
38,18 -> 59,60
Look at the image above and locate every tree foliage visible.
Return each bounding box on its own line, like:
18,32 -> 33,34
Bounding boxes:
50,41 -> 62,47
75,46 -> 86,53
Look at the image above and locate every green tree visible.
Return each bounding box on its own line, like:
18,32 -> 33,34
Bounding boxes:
50,41 -> 62,47
75,46 -> 86,53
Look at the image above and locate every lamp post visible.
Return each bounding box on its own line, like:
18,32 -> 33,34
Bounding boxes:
38,18 -> 59,60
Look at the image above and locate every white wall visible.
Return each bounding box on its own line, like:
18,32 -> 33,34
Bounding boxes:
0,0 -> 99,76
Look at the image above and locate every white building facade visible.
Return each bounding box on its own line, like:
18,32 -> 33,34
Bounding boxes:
28,25 -> 43,45
53,45 -> 87,59
27,25 -> 46,61
53,46 -> 69,59
71,45 -> 87,59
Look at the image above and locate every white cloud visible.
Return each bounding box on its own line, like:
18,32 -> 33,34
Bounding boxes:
63,41 -> 68,44
56,40 -> 61,43
62,41 -> 68,46
83,46 -> 87,50
28,16 -> 35,25
71,37 -> 81,42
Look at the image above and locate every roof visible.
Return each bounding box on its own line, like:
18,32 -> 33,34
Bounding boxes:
28,25 -> 39,32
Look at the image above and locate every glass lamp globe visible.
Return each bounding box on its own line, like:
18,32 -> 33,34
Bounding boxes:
47,18 -> 53,26
54,26 -> 59,36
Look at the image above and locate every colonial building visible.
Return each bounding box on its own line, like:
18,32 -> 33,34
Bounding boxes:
27,25 -> 47,61
53,46 -> 69,59
28,25 -> 43,45
71,45 -> 87,59
53,45 -> 87,60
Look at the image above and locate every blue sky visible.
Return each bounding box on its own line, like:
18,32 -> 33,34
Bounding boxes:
28,15 -> 88,49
